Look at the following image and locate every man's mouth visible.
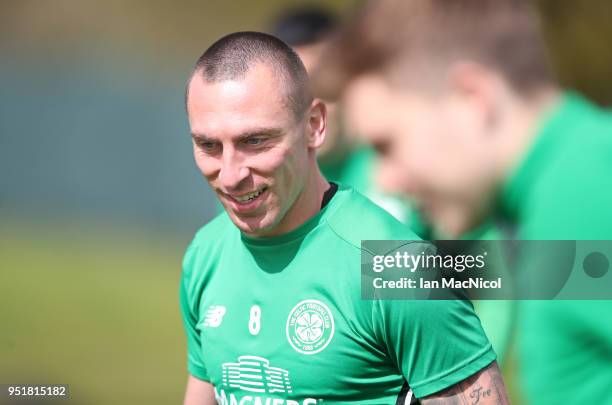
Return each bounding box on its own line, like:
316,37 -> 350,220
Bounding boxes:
232,186 -> 268,203
222,186 -> 270,213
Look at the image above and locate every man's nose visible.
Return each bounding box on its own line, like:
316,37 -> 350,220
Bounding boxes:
218,153 -> 250,191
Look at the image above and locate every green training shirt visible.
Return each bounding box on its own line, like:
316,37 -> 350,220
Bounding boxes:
499,92 -> 612,404
181,186 -> 495,404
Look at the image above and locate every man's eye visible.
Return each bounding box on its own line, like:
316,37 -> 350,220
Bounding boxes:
373,139 -> 391,156
244,137 -> 265,146
197,140 -> 219,152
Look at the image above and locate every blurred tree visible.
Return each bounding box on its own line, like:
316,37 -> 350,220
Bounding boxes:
538,0 -> 612,105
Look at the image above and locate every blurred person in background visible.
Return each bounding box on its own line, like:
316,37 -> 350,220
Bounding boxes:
315,0 -> 612,404
181,31 -> 508,405
270,6 -> 413,224
344,71 -> 516,368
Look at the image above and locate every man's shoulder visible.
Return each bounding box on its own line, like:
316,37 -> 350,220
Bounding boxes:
523,95 -> 612,238
327,186 -> 421,250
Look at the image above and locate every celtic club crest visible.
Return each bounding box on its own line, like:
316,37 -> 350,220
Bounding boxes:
286,299 -> 335,355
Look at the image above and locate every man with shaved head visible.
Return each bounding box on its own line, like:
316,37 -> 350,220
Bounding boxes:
180,31 -> 508,405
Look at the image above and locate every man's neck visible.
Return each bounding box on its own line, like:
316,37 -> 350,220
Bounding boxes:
496,86 -> 562,182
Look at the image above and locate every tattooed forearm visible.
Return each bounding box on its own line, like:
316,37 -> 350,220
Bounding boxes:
419,361 -> 509,405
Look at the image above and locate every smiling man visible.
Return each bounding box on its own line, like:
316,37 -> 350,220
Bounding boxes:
180,31 -> 507,405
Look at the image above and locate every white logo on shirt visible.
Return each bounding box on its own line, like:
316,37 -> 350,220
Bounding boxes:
203,305 -> 226,327
221,355 -> 292,394
286,299 -> 335,355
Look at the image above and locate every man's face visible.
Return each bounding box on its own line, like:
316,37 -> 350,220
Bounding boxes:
186,63 -> 311,236
347,75 -> 499,236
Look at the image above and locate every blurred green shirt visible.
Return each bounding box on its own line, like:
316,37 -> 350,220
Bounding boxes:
499,92 -> 612,405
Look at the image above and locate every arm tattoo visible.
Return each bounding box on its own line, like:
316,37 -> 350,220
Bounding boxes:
419,361 -> 509,405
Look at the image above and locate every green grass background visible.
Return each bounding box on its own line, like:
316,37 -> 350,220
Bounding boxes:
1,220 -> 189,404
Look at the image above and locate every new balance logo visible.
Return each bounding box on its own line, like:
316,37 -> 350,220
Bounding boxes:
222,355 -> 292,394
203,305 -> 226,327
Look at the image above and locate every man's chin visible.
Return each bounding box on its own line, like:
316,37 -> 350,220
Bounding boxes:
228,212 -> 275,236
430,208 -> 482,239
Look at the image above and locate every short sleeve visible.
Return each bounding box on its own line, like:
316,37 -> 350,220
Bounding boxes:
373,298 -> 496,398
179,239 -> 210,381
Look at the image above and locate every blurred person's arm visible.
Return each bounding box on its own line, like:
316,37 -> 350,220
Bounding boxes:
420,361 -> 509,404
183,375 -> 217,405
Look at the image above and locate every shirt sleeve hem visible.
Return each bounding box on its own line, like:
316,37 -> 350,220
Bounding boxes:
411,346 -> 496,399
188,363 -> 211,382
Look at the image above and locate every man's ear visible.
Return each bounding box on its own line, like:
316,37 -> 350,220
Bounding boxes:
447,61 -> 501,131
306,99 -> 327,149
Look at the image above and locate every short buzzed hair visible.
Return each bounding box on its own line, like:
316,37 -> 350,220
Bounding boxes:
188,31 -> 312,119
317,0 -> 555,98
